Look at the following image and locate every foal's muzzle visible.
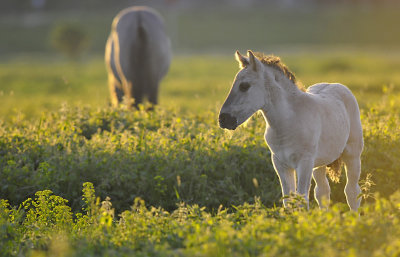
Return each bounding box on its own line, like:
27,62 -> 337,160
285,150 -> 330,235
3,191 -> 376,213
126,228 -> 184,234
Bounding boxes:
219,113 -> 238,130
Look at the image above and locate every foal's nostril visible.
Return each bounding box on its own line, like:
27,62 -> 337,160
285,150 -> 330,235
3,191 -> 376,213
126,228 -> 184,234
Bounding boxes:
219,113 -> 238,130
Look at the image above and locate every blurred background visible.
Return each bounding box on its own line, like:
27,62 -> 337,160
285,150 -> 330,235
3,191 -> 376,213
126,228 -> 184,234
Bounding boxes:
1,0 -> 400,57
1,0 -> 400,117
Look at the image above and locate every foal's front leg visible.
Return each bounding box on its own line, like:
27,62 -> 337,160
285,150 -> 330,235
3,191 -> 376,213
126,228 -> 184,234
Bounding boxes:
295,159 -> 314,209
272,154 -> 296,207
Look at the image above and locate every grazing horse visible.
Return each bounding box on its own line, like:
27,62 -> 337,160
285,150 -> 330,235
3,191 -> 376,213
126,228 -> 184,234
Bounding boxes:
219,50 -> 363,211
105,6 -> 171,107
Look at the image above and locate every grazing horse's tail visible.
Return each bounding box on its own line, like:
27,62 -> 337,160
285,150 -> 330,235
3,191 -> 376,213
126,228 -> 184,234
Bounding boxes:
326,158 -> 343,183
127,12 -> 149,107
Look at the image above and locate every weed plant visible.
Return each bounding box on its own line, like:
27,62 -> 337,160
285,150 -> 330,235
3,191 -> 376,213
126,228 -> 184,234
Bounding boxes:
1,183 -> 400,256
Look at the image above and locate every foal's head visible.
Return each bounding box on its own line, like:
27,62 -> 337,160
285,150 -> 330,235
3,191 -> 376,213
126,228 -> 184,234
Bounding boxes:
219,50 -> 269,130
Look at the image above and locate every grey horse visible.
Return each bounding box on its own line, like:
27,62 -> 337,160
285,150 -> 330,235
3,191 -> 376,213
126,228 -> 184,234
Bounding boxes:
105,6 -> 171,107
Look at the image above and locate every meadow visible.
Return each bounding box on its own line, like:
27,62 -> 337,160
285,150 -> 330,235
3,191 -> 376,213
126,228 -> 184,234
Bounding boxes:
0,51 -> 400,256
2,3 -> 400,256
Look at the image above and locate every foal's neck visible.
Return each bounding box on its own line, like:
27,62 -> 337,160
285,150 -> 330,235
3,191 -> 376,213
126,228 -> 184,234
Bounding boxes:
261,70 -> 305,129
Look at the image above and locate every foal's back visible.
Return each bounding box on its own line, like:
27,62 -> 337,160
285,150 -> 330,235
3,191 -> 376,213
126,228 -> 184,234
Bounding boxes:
307,83 -> 361,128
307,83 -> 363,159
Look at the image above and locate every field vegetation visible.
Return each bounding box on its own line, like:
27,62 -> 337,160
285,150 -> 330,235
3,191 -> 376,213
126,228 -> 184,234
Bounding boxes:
1,53 -> 400,256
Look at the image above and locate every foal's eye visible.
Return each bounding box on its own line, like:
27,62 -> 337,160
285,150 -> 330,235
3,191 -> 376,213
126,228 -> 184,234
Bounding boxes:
239,82 -> 251,92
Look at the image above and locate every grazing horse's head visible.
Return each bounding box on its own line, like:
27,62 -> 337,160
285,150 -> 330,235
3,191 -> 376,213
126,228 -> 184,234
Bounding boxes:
219,50 -> 268,130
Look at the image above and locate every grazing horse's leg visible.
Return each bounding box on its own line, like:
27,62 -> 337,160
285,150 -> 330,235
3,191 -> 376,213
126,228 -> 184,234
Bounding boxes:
108,76 -> 123,107
129,82 -> 144,108
148,89 -> 158,106
312,166 -> 330,209
296,160 -> 314,209
272,154 -> 296,207
343,157 -> 362,211
148,81 -> 159,106
148,93 -> 158,106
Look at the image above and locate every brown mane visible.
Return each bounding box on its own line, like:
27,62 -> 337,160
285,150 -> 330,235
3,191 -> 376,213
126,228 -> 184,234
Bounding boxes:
254,52 -> 305,92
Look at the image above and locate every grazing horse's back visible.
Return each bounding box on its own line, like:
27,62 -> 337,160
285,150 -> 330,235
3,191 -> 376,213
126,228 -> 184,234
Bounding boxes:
105,6 -> 171,107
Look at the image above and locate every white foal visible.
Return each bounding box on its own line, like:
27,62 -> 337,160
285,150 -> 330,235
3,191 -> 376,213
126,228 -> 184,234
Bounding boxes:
219,50 -> 363,211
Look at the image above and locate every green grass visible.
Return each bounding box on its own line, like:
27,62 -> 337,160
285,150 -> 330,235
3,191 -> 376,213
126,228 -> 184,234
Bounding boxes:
2,52 -> 400,118
1,53 -> 400,256
0,56 -> 113,116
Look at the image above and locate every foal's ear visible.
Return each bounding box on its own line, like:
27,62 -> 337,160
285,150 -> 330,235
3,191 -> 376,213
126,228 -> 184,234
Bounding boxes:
247,50 -> 262,72
235,50 -> 249,69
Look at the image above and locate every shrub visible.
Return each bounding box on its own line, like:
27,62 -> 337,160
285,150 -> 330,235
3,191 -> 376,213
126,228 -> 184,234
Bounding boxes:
1,186 -> 400,256
50,23 -> 89,60
0,105 -> 279,213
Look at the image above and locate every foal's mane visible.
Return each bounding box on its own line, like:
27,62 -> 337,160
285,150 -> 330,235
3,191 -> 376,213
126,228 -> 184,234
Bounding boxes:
254,52 -> 305,92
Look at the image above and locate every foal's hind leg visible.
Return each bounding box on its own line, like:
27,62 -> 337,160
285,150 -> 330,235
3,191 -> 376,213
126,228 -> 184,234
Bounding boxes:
312,166 -> 330,209
343,156 -> 362,211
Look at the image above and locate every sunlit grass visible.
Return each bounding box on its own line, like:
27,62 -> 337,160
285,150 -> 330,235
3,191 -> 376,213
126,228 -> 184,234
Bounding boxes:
1,52 -> 400,119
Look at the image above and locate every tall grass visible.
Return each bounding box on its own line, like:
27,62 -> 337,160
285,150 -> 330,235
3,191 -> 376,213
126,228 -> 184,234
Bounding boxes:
1,183 -> 400,257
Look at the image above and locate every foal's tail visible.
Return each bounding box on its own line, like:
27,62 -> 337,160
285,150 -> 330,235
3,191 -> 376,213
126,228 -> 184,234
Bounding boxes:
326,158 -> 343,183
